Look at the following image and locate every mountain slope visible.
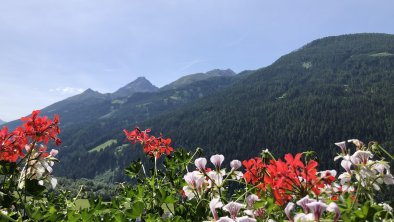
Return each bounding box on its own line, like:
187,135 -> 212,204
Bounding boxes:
161,69 -> 235,90
54,75 -> 240,178
0,119 -> 5,125
142,33 -> 394,168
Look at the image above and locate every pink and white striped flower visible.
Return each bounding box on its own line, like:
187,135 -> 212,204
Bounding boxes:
327,202 -> 340,222
306,201 -> 327,221
211,154 -> 225,169
210,197 -> 223,220
223,202 -> 245,219
195,157 -> 207,172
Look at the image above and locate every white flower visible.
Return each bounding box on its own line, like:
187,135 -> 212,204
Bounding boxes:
350,150 -> 373,165
236,216 -> 256,222
208,170 -> 225,187
217,216 -> 235,222
294,213 -> 315,222
296,196 -> 315,213
195,157 -> 207,171
182,171 -> 206,199
379,203 -> 393,212
50,149 -> 58,157
341,184 -> 355,192
383,173 -> 394,185
246,194 -> 260,209
210,154 -> 225,169
326,202 -> 340,222
338,172 -> 352,185
223,202 -> 245,219
210,197 -> 223,220
341,158 -> 352,172
18,147 -> 59,189
334,141 -> 347,155
372,162 -> 390,174
285,202 -> 295,221
319,170 -> 337,178
230,160 -> 242,170
305,201 -> 327,221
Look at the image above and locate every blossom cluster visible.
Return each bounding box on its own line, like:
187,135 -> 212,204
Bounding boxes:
123,127 -> 173,158
0,110 -> 61,163
243,153 -> 329,206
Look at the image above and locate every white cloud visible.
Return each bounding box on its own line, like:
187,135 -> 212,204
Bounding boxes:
49,87 -> 84,95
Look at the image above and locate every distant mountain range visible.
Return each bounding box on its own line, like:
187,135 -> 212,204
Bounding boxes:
0,119 -> 5,125
3,33 -> 394,182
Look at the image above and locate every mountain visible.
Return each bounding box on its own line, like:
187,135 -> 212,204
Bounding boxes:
112,77 -> 159,98
51,33 -> 394,181
161,69 -> 236,90
54,75 -> 240,179
0,119 -> 5,125
5,78 -> 158,130
144,33 -> 394,169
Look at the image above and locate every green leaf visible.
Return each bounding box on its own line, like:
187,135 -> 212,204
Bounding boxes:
129,201 -> 144,219
0,161 -> 17,175
25,179 -> 46,196
125,160 -> 143,179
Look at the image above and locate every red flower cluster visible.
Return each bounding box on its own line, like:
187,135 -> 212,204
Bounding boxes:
0,110 -> 61,162
243,153 -> 326,206
124,127 -> 173,158
243,157 -> 265,184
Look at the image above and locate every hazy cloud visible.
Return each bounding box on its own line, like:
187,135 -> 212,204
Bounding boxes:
49,87 -> 84,95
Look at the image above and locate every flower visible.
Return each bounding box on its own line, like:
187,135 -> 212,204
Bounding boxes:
210,197 -> 223,220
223,202 -> 245,219
217,216 -> 235,222
293,213 -> 314,222
182,171 -> 206,199
334,141 -> 347,155
296,196 -> 315,214
379,203 -> 393,212
195,157 -> 207,171
230,160 -> 243,180
124,127 -> 173,158
326,202 -> 340,222
245,194 -> 261,216
338,172 -> 352,185
245,194 -> 260,209
305,201 -> 327,221
208,170 -> 225,187
211,154 -> 225,169
235,216 -> 256,222
18,146 -> 59,189
319,170 -> 337,184
350,150 -> 373,165
230,160 -> 242,170
285,202 -> 295,222
348,139 -> 363,149
340,157 -> 352,173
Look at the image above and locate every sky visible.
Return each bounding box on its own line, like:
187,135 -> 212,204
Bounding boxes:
1,0 -> 394,121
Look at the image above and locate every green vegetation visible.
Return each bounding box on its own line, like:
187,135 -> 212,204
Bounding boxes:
23,33 -> 394,184
88,139 -> 117,153
370,52 -> 393,57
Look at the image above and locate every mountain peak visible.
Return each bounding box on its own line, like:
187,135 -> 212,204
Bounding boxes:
206,69 -> 236,76
112,77 -> 159,98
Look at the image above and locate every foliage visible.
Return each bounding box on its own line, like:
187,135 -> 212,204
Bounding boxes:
21,33 -> 393,183
1,111 -> 394,221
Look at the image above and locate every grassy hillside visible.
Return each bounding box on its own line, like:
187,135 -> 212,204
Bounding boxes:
53,33 -> 394,180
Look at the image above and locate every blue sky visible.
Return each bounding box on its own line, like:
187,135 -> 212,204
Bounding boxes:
1,0 -> 394,121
